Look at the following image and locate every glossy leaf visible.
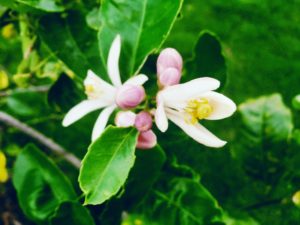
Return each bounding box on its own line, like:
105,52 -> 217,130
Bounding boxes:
292,94 -> 300,110
185,31 -> 227,87
13,144 -> 77,222
86,7 -> 101,30
50,202 -> 95,225
98,0 -> 183,79
79,126 -> 138,205
237,93 -> 292,148
234,94 -> 293,182
151,178 -> 224,225
15,0 -> 64,12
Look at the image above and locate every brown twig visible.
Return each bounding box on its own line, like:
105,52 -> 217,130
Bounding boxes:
0,111 -> 81,169
0,85 -> 50,97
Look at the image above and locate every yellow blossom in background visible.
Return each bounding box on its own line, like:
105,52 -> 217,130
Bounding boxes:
0,151 -> 8,183
1,23 -> 16,39
134,219 -> 143,225
0,70 -> 9,90
292,190 -> 300,207
12,73 -> 31,87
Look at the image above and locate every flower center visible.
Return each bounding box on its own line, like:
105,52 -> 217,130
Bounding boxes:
84,84 -> 102,99
184,98 -> 213,124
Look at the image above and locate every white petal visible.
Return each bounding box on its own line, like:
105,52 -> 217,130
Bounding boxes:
167,110 -> 226,148
124,74 -> 149,86
62,100 -> 110,127
202,91 -> 237,120
155,96 -> 168,132
160,77 -> 220,105
91,104 -> 117,141
85,70 -> 115,93
107,35 -> 122,87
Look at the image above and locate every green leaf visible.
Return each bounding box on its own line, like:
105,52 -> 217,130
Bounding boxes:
48,73 -> 84,113
151,178 -> 224,225
292,94 -> 300,110
38,11 -> 104,80
13,144 -> 77,222
185,31 -> 227,87
234,93 -> 293,182
238,93 -> 292,147
98,0 -> 183,79
86,7 -> 101,30
79,126 -> 138,205
15,0 -> 65,12
50,202 -> 95,225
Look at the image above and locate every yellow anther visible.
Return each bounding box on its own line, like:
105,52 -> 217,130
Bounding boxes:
185,98 -> 213,124
84,84 -> 103,99
85,84 -> 95,94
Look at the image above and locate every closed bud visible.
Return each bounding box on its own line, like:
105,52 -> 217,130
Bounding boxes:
134,111 -> 152,132
159,67 -> 181,86
157,48 -> 183,76
115,111 -> 136,127
116,84 -> 145,109
136,130 -> 157,150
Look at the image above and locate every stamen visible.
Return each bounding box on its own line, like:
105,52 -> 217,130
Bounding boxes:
85,84 -> 94,94
84,84 -> 102,99
184,98 -> 213,124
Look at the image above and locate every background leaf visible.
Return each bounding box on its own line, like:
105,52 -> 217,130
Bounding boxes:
79,126 -> 138,205
234,93 -> 293,177
13,144 -> 77,222
123,145 -> 166,210
148,178 -> 224,225
185,31 -> 226,87
15,0 -> 65,12
50,202 -> 95,225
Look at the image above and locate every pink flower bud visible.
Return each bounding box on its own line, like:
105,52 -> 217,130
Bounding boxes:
115,111 -> 136,127
134,111 -> 152,132
159,67 -> 181,86
157,48 -> 183,75
136,130 -> 157,150
116,84 -> 145,109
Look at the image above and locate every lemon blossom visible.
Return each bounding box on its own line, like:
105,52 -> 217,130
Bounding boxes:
155,77 -> 236,148
62,35 -> 148,141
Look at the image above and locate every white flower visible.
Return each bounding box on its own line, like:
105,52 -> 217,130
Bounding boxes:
62,35 -> 148,141
155,77 -> 236,148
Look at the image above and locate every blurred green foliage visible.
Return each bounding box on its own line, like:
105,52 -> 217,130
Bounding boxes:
1,0 -> 300,225
166,0 -> 300,104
